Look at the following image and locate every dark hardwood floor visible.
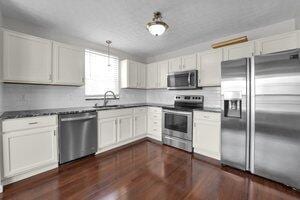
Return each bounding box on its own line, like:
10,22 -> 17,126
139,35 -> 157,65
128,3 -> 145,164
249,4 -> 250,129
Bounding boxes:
1,141 -> 300,200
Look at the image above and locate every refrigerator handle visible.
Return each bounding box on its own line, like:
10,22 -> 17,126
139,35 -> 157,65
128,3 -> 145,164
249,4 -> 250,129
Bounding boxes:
245,58 -> 251,171
250,57 -> 255,173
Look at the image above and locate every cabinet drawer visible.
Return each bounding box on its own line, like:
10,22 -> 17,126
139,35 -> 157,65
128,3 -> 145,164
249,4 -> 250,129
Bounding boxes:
194,111 -> 220,122
148,107 -> 162,114
98,108 -> 133,119
148,113 -> 162,120
2,116 -> 57,132
133,107 -> 147,114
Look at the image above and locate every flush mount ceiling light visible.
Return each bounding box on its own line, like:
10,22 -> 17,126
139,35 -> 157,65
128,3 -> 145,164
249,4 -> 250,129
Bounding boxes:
146,12 -> 169,36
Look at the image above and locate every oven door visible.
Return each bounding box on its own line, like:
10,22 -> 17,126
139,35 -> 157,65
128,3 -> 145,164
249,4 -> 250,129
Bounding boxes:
162,109 -> 193,140
167,70 -> 198,90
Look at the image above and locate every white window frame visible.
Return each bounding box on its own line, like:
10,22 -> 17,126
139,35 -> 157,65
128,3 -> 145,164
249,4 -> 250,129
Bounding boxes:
84,49 -> 120,99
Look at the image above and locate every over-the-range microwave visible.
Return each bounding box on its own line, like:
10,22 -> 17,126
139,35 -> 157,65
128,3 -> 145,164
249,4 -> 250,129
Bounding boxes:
167,70 -> 198,90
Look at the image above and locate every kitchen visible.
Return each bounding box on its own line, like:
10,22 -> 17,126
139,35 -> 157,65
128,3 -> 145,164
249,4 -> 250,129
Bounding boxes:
0,0 -> 300,199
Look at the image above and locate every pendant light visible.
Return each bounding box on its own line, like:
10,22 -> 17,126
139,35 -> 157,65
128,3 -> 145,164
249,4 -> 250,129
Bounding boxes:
146,12 -> 169,36
106,40 -> 112,66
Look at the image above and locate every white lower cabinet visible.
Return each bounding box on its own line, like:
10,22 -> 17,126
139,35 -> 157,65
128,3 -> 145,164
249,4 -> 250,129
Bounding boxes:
97,108 -> 148,153
2,116 -> 58,184
118,115 -> 133,142
98,117 -> 117,148
134,114 -> 147,137
147,107 -> 162,141
193,111 -> 221,160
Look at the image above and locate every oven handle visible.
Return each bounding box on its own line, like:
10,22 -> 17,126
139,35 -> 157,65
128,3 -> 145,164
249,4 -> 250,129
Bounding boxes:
163,109 -> 192,116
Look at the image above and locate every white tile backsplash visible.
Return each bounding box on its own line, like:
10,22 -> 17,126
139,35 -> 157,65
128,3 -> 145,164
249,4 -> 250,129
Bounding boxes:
1,83 -> 220,112
146,87 -> 221,108
2,84 -> 146,111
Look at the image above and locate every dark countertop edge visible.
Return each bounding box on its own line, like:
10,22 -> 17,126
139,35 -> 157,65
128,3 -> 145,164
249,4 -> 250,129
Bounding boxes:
1,104 -> 220,120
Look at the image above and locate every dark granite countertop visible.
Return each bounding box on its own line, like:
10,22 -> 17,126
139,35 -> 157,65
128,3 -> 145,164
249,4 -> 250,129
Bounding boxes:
1,103 -> 220,120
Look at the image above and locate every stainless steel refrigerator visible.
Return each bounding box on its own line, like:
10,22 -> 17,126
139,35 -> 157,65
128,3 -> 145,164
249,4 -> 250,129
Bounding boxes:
221,49 -> 300,190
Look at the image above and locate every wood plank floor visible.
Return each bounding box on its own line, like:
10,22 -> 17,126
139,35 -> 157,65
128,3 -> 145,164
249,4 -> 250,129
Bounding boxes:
1,141 -> 300,200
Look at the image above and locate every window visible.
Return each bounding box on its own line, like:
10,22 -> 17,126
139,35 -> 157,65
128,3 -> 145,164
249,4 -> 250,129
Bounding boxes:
85,50 -> 119,98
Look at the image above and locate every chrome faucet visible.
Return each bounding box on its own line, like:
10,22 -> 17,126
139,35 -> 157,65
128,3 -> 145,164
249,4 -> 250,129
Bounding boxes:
103,91 -> 117,106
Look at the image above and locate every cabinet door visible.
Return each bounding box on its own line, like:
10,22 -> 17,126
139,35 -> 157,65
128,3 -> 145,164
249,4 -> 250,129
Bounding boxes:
138,63 -> 147,88
182,53 -> 197,70
134,114 -> 147,136
128,61 -> 138,88
147,63 -> 158,88
157,60 -> 169,88
118,115 -> 133,142
53,42 -> 85,86
256,31 -> 299,55
3,31 -> 52,84
2,127 -> 57,178
193,121 -> 220,160
98,117 -> 117,149
168,57 -> 182,73
223,41 -> 255,61
197,49 -> 223,87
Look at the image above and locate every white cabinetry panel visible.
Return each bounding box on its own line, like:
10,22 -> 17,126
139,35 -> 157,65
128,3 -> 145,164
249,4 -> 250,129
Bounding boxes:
2,127 -> 57,178
197,49 -> 223,87
53,42 -> 85,86
3,31 -> 52,84
98,117 -> 117,148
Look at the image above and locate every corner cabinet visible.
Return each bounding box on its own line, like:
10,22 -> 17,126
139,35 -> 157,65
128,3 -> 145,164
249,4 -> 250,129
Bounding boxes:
146,62 -> 158,89
2,116 -> 58,184
52,42 -> 85,86
197,49 -> 223,87
3,30 -> 52,84
193,111 -> 221,160
121,59 -> 146,89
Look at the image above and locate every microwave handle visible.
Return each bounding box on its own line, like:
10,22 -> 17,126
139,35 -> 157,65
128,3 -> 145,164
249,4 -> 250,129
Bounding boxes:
188,72 -> 191,86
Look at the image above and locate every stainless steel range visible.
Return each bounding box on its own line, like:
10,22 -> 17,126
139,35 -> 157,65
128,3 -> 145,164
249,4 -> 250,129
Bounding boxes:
162,95 -> 204,152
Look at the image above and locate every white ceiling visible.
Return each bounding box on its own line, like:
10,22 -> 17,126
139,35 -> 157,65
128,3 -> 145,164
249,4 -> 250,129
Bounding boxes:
1,0 -> 300,59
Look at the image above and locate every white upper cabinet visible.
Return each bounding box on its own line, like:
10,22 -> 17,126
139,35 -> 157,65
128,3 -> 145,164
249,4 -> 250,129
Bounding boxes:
255,31 -> 300,55
3,30 -> 52,84
168,56 -> 182,73
147,62 -> 158,89
182,53 -> 197,70
121,59 -> 147,89
138,63 -> 147,88
223,41 -> 255,61
197,49 -> 223,87
157,60 -> 169,88
52,42 -> 85,86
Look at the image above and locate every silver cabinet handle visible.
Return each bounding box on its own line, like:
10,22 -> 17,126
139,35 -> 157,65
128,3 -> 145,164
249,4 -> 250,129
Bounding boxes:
61,115 -> 96,122
28,122 -> 38,125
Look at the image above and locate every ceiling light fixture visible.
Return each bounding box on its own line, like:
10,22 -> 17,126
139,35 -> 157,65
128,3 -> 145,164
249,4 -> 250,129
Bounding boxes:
106,40 -> 112,67
147,12 -> 169,36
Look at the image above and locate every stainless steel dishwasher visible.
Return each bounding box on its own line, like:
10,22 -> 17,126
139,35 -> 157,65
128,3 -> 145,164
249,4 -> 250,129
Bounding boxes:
58,111 -> 97,164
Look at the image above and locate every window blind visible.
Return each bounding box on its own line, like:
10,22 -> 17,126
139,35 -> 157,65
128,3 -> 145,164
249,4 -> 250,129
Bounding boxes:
85,50 -> 119,97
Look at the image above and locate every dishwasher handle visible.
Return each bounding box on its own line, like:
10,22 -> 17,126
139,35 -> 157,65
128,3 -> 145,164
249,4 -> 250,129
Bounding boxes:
60,115 -> 97,122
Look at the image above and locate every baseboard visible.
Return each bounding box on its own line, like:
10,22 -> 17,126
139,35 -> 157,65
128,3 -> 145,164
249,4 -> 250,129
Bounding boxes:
3,163 -> 58,186
193,152 -> 221,167
96,137 -> 148,157
146,137 -> 163,145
